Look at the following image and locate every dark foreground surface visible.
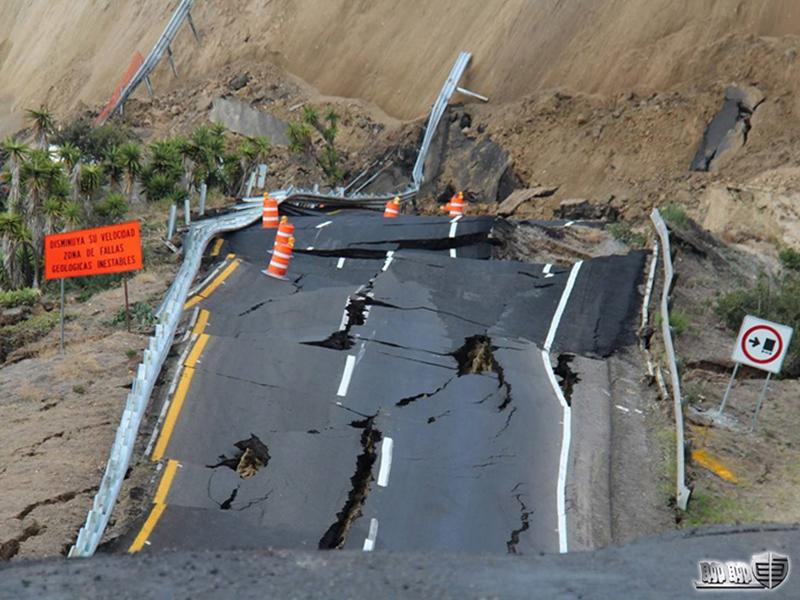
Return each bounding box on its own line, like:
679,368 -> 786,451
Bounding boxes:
1,524 -> 797,599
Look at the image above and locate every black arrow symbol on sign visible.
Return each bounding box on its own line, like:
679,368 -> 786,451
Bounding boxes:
749,337 -> 761,348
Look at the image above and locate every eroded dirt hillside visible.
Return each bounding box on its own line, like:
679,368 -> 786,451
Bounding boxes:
4,0 -> 800,134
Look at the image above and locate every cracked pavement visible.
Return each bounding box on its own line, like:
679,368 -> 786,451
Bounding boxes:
114,212 -> 645,556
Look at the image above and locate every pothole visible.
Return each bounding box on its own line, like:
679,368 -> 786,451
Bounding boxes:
451,335 -> 513,410
302,330 -> 355,351
208,434 -> 271,479
319,415 -> 382,549
554,353 -> 580,406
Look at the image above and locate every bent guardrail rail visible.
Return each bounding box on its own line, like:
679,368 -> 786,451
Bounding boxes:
69,206 -> 261,557
412,52 -> 471,188
240,51 -> 472,208
650,208 -> 691,511
70,51 -> 477,557
98,0 -> 196,124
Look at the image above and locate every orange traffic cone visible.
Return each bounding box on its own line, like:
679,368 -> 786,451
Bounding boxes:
262,194 -> 279,229
448,191 -> 465,217
275,216 -> 295,248
384,197 -> 401,218
265,236 -> 294,279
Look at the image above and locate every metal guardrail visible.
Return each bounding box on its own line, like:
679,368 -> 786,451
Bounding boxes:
412,51 -> 471,187
650,209 -> 691,511
69,207 -> 262,557
100,0 -> 196,123
70,51 -> 476,557
240,52 -> 472,208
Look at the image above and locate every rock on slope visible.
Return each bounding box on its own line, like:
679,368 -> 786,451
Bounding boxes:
3,0 -> 800,133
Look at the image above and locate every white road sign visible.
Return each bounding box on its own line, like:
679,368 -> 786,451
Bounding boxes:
731,315 -> 794,374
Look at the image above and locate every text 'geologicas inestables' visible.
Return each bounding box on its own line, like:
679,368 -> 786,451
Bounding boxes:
44,220 -> 144,280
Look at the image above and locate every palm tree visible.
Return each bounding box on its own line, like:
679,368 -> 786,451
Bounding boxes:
237,135 -> 270,194
42,196 -> 63,237
95,191 -> 128,224
21,150 -> 55,288
61,201 -> 83,231
79,163 -> 104,215
26,106 -> 55,150
119,142 -> 142,201
57,142 -> 81,174
103,146 -> 125,192
0,212 -> 26,289
2,137 -> 29,213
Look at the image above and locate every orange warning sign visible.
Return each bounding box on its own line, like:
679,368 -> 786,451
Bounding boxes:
44,221 -> 143,280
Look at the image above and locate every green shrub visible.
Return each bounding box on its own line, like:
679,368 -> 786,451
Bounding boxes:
0,287 -> 39,308
94,191 -> 129,223
607,222 -> 647,248
660,203 -> 689,228
53,117 -> 134,162
113,301 -> 157,329
716,274 -> 800,375
779,247 -> 800,272
656,308 -> 691,336
669,309 -> 691,336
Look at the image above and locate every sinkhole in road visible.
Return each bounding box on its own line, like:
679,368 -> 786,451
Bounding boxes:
319,416 -> 383,550
554,354 -> 580,406
301,294 -> 369,351
207,434 -> 271,479
452,334 -> 513,410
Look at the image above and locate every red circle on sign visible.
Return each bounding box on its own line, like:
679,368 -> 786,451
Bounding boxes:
741,324 -> 783,364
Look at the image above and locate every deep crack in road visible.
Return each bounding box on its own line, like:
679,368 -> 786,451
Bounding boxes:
118,212 -> 645,556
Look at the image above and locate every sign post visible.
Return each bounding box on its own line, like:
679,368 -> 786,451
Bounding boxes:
45,220 -> 144,350
59,278 -> 65,353
717,315 -> 794,429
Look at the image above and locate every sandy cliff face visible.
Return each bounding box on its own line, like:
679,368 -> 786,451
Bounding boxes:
2,0 -> 800,134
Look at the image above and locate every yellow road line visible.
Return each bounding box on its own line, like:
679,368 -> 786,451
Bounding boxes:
184,294 -> 203,310
692,448 -> 739,483
184,258 -> 240,310
128,459 -> 180,553
210,238 -> 224,257
184,334 -> 209,369
151,367 -> 195,461
202,260 -> 239,297
153,459 -> 180,504
192,309 -> 210,335
128,502 -> 166,553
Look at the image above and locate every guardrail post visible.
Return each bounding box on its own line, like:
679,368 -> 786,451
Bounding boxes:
187,10 -> 200,42
199,182 -> 207,216
184,196 -> 191,226
650,208 -> 691,511
167,203 -> 177,239
166,45 -> 178,77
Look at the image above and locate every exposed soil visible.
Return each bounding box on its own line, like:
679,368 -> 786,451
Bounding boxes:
3,0 -> 800,562
665,219 -> 800,526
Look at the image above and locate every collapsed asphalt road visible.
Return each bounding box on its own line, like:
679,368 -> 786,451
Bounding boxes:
116,212 -> 645,556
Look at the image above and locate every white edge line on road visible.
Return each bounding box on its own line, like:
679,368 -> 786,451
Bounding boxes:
362,518 -> 379,552
543,261 -> 583,352
315,220 -> 333,229
377,437 -> 394,487
338,296 -> 351,331
337,257 -> 346,269
542,349 -> 571,555
448,217 -> 460,259
540,259 -> 583,555
337,355 -> 357,397
382,250 -> 395,272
